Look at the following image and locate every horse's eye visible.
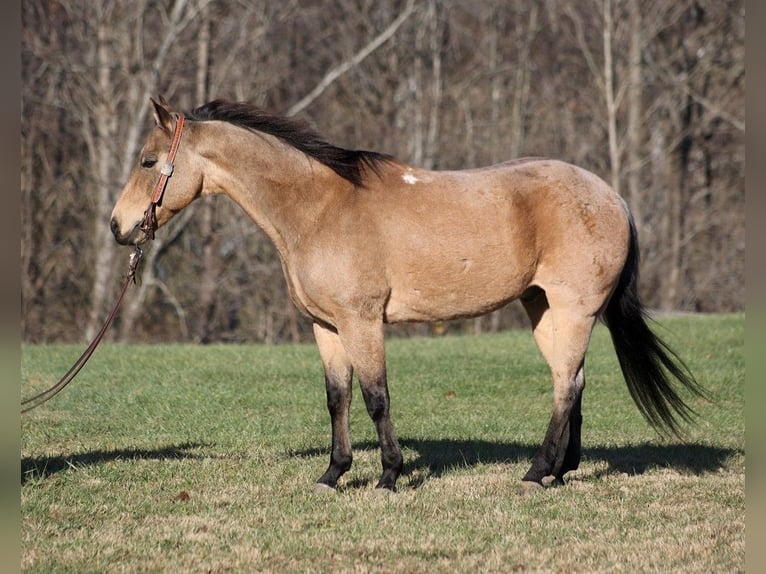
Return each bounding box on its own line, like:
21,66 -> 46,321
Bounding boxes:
141,157 -> 157,168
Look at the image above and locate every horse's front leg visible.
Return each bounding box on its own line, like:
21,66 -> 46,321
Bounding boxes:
313,322 -> 354,491
338,318 -> 403,491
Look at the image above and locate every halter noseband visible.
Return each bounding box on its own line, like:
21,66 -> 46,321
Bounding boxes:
140,114 -> 186,240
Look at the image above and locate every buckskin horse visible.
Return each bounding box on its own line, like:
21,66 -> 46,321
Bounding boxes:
110,97 -> 705,494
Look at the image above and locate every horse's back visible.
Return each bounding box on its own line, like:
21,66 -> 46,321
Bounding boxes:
364,158 -> 630,323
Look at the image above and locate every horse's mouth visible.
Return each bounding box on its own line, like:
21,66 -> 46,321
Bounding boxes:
111,218 -> 148,246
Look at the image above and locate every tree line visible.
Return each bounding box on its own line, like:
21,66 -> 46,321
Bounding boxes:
21,0 -> 744,344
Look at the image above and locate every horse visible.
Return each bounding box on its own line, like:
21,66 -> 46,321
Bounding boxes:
110,97 -> 705,494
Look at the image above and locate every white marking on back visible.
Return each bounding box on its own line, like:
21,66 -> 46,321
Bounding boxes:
402,171 -> 419,185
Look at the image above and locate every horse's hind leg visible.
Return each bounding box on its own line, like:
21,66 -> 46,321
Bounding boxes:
313,322 -> 354,490
520,287 -> 594,491
560,388 -> 584,476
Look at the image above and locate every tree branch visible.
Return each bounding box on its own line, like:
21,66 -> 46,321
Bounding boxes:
286,0 -> 415,117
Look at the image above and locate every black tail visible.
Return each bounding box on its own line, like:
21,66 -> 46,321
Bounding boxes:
602,211 -> 707,436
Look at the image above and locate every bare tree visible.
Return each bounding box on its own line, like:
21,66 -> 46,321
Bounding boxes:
21,0 -> 744,344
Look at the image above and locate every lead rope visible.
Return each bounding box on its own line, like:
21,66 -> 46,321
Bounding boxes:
22,113 -> 187,414
21,246 -> 143,413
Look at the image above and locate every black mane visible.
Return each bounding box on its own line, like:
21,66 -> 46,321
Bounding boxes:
187,99 -> 393,187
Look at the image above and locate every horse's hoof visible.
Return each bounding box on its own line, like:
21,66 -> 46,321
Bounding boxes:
542,475 -> 564,488
516,480 -> 543,496
313,482 -> 336,494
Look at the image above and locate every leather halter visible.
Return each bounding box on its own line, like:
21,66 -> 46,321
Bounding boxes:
140,114 -> 186,240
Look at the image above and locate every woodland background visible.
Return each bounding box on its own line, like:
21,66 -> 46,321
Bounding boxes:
21,0 -> 744,344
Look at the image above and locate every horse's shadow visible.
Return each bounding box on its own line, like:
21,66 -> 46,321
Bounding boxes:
22,438 -> 740,489
408,438 -> 742,487
21,442 -> 207,485
292,437 -> 741,489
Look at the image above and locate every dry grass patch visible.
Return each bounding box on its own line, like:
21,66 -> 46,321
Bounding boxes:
21,314 -> 744,572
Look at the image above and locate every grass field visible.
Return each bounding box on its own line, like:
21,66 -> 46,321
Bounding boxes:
21,313 -> 744,572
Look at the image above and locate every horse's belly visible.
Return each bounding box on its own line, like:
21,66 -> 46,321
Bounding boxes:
385,295 -> 512,323
383,264 -> 529,323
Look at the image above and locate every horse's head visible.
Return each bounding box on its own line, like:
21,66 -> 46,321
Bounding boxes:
110,97 -> 202,245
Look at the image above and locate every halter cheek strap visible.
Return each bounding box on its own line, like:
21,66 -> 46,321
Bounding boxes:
140,114 -> 186,240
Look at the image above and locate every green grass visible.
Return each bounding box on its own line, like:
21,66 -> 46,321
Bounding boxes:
21,314 -> 744,572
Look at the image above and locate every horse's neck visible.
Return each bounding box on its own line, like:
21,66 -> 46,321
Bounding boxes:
200,124 -> 343,255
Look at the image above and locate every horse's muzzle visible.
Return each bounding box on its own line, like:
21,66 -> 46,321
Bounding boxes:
110,216 -> 144,246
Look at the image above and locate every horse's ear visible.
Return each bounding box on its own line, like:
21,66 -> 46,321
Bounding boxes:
150,95 -> 175,134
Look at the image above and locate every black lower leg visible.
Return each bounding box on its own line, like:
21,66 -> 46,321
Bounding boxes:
558,392 -> 583,478
317,442 -> 352,488
522,404 -> 572,485
361,379 -> 403,490
525,363 -> 586,486
317,375 -> 353,488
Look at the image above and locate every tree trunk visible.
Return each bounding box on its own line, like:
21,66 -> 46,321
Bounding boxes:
193,8 -> 225,344
602,0 -> 621,196
424,0 -> 443,170
625,0 -> 643,228
508,5 -> 537,159
85,9 -> 118,341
